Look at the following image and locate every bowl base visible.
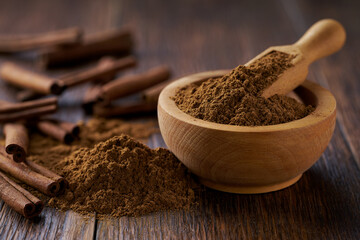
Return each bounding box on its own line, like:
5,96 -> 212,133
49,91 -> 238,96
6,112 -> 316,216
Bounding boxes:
199,174 -> 303,194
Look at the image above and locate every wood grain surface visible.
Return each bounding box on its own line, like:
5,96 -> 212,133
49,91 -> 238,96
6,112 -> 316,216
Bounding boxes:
0,0 -> 359,239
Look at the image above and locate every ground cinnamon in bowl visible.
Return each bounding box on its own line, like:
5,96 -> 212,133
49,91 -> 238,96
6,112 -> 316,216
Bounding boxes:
173,51 -> 314,126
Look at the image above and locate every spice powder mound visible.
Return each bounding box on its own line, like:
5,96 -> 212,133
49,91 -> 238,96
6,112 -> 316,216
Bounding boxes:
173,51 -> 314,126
24,118 -> 196,217
48,134 -> 195,218
27,117 -> 157,173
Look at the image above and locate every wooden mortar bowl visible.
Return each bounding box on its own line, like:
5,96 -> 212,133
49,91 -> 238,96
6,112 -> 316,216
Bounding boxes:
158,70 -> 336,194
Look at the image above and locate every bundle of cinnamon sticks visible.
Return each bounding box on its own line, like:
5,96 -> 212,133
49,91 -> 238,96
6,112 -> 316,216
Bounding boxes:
0,26 -> 174,218
0,97 -> 80,218
0,27 -> 174,117
0,57 -> 171,116
0,146 -> 68,218
0,110 -> 79,218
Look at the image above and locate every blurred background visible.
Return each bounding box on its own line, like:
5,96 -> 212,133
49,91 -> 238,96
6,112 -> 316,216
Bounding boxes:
0,0 -> 358,74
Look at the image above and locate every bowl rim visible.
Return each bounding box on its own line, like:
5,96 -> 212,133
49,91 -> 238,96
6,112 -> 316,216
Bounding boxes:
158,70 -> 336,133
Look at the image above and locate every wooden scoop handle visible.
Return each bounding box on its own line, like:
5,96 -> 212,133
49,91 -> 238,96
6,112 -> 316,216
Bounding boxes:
295,19 -> 346,63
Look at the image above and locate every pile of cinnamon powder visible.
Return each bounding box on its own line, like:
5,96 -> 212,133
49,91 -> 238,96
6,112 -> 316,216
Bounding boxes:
28,118 -> 158,172
173,51 -> 314,126
26,118 -> 195,217
48,135 -> 194,217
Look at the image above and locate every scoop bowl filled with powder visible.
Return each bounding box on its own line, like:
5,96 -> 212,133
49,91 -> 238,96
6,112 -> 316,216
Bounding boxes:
158,70 -> 336,194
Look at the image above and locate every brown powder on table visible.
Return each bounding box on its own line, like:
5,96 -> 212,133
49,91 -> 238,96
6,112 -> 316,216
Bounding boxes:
26,118 -> 195,217
48,135 -> 194,217
28,118 -> 158,172
173,51 -> 314,126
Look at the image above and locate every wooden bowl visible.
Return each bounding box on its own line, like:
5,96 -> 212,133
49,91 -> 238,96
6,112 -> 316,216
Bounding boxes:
158,70 -> 336,194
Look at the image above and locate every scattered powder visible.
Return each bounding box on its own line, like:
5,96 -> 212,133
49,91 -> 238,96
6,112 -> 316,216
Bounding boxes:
28,118 -> 157,172
173,51 -> 314,126
48,135 -> 195,217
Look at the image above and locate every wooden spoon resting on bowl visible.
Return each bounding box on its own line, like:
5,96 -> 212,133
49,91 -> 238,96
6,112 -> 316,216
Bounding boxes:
245,19 -> 346,98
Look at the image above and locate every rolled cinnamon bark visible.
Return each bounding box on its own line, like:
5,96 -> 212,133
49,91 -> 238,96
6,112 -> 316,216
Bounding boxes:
0,172 -> 43,218
36,120 -> 74,144
40,118 -> 80,137
0,62 -> 64,95
16,56 -> 130,101
0,97 -> 58,114
58,121 -> 80,136
4,123 -> 29,162
39,29 -> 133,68
25,160 -> 68,195
0,104 -> 57,123
13,55 -> 136,104
16,90 -> 45,102
0,27 -> 82,53
82,85 -> 102,113
94,57 -> 122,83
60,56 -> 136,87
93,101 -> 157,117
0,148 -> 60,196
141,80 -> 173,103
99,65 -> 171,102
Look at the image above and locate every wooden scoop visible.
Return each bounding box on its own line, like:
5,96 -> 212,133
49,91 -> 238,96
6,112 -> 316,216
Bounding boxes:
246,19 -> 346,98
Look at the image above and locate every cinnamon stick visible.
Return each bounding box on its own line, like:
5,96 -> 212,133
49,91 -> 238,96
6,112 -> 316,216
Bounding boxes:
0,27 -> 82,53
60,56 -> 136,87
98,65 -> 171,102
0,62 -> 65,95
0,147 -> 61,196
142,79 -> 173,103
94,57 -> 123,83
59,56 -> 116,85
16,90 -> 44,102
36,120 -> 74,144
25,160 -> 68,195
15,56 -> 130,101
82,85 -> 102,113
0,97 -> 57,114
4,123 -> 29,162
0,171 -> 43,218
93,101 -> 157,117
58,121 -> 80,137
0,104 -> 57,123
40,118 -> 80,137
39,29 -> 133,68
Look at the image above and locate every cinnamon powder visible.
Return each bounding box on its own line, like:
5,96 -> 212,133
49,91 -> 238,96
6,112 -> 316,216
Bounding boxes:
173,51 -> 314,126
48,135 -> 194,217
28,118 -> 158,172
25,118 -> 195,217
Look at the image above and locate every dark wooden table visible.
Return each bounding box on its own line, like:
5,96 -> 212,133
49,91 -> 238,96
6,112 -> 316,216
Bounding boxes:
0,0 -> 359,239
